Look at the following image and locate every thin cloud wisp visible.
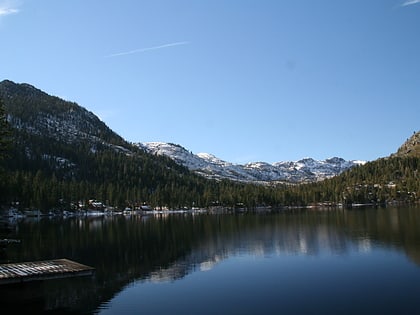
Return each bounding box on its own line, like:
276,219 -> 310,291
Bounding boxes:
105,41 -> 190,58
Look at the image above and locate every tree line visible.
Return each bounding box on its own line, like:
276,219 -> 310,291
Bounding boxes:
0,98 -> 419,211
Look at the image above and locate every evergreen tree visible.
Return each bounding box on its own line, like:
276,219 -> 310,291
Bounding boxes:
0,98 -> 11,162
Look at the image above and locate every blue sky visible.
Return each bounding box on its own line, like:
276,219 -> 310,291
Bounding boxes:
1,0 -> 419,163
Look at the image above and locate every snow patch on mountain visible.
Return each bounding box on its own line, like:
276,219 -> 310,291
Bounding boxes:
138,142 -> 366,183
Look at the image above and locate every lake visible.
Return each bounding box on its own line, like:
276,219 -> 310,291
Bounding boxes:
1,206 -> 420,314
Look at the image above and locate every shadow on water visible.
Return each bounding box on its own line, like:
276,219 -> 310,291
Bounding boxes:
1,205 -> 420,313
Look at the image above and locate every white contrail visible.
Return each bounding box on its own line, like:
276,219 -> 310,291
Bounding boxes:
105,41 -> 189,58
401,0 -> 420,6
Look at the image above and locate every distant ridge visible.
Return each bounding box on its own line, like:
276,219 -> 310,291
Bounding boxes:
139,142 -> 365,183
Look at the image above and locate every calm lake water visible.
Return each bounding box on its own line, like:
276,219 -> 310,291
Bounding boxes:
1,206 -> 420,314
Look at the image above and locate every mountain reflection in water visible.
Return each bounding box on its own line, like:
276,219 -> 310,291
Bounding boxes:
1,206 -> 420,314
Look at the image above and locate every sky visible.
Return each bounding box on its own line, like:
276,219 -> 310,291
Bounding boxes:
1,0 -> 419,164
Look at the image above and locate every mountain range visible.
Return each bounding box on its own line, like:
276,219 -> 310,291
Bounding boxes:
0,79 -> 419,210
138,142 -> 365,183
0,79 -> 365,184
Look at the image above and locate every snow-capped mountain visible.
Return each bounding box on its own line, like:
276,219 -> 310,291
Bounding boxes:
138,142 -> 365,183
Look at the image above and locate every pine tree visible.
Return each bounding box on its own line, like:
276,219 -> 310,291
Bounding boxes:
0,98 -> 11,162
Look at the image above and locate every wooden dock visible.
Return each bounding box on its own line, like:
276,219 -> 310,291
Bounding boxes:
0,258 -> 94,285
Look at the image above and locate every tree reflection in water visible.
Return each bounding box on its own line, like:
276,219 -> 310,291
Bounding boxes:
1,206 -> 420,313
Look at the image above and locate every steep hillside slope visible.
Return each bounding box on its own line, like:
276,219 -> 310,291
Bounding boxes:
0,80 -> 127,150
394,131 -> 420,158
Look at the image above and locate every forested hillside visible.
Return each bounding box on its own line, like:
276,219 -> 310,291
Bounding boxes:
0,80 -> 418,211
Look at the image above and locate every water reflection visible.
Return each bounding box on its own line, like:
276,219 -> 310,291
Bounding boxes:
1,206 -> 420,313
137,207 -> 420,286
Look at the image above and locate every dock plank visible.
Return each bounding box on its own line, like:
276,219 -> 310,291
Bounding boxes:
0,259 -> 94,285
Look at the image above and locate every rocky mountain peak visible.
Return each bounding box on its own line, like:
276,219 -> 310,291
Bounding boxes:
139,142 -> 365,184
394,131 -> 420,158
